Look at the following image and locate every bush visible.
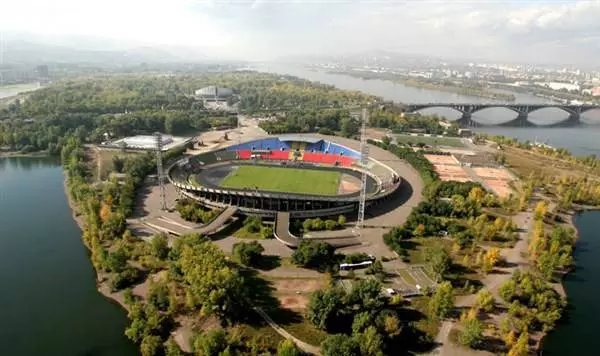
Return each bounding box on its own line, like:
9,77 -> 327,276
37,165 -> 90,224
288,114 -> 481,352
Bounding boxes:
111,267 -> 143,291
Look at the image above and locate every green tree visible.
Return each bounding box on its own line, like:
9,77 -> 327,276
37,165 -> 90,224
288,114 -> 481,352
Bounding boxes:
232,241 -> 265,267
140,335 -> 163,356
179,242 -> 247,322
459,317 -> 484,348
423,246 -> 451,282
165,338 -> 184,356
475,289 -> 495,312
292,240 -> 335,271
321,334 -> 359,356
508,331 -> 529,356
151,234 -> 170,260
352,311 -> 372,334
347,279 -> 388,314
358,326 -> 384,356
428,281 -> 454,319
277,339 -> 302,356
193,329 -> 228,356
307,286 -> 346,330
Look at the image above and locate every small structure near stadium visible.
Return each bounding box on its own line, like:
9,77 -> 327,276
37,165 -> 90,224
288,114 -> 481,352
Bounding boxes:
106,134 -> 191,151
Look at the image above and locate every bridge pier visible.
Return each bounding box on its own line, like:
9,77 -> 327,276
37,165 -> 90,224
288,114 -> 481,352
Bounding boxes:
456,113 -> 476,127
549,113 -> 581,127
499,112 -> 534,127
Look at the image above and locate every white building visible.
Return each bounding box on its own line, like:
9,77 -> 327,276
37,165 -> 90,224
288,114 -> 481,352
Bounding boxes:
195,86 -> 234,99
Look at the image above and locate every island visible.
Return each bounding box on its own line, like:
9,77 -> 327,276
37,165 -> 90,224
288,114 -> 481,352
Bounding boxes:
1,69 -> 597,356
325,69 -> 517,102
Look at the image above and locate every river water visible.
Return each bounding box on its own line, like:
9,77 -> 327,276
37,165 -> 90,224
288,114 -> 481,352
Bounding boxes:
0,157 -> 137,356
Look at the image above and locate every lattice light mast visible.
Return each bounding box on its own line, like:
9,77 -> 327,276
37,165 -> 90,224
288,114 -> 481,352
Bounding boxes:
356,108 -> 369,234
154,132 -> 167,211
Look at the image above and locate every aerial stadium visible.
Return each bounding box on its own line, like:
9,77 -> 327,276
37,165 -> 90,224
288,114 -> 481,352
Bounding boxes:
168,135 -> 401,217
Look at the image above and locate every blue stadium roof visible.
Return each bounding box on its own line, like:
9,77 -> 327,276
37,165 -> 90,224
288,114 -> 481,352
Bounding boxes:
277,135 -> 322,143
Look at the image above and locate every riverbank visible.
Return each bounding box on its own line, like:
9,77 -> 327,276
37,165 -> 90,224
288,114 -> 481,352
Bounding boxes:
62,173 -> 132,313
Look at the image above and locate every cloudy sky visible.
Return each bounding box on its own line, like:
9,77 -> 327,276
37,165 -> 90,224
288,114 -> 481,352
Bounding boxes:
1,0 -> 599,64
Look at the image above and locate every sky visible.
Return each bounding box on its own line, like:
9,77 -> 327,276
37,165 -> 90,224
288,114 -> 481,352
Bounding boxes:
1,0 -> 599,64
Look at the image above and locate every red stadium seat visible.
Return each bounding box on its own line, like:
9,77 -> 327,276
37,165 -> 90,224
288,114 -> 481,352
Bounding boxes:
268,150 -> 290,160
237,150 -> 251,159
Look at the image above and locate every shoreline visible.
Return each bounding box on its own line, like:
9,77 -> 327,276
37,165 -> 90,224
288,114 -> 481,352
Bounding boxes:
536,205 -> 600,354
62,172 -> 131,313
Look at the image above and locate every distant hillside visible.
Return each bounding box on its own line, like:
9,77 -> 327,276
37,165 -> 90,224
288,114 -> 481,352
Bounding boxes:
1,39 -> 207,65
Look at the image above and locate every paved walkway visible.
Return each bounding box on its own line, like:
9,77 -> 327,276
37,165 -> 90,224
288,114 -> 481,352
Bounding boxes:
254,306 -> 321,356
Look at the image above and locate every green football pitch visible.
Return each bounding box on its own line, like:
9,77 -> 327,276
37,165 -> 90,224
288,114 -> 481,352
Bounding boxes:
219,165 -> 342,195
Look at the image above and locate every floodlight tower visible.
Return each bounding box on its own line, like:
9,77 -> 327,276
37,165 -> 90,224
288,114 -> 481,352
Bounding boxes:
356,107 -> 369,236
154,132 -> 167,211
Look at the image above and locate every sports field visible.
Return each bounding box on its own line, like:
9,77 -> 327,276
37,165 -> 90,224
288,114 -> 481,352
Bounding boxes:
220,165 -> 341,195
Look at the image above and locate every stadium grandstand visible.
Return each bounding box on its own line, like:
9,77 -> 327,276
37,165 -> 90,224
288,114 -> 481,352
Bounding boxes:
167,135 -> 402,247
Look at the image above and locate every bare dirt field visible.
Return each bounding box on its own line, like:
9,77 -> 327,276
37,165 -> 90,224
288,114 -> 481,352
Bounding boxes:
424,154 -> 459,165
270,278 -> 324,310
484,179 -> 513,198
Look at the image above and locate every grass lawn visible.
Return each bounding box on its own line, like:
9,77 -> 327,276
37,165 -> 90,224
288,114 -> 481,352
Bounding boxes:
404,237 -> 454,265
394,134 -> 465,148
220,165 -> 341,196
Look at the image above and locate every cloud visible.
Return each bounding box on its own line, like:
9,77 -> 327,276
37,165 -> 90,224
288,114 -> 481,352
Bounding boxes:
1,0 -> 599,64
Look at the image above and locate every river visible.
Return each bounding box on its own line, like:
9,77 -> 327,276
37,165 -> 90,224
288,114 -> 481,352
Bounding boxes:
0,157 -> 137,356
259,63 -> 600,354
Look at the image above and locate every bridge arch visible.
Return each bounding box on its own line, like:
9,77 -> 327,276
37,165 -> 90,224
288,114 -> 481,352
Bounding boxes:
528,106 -> 577,116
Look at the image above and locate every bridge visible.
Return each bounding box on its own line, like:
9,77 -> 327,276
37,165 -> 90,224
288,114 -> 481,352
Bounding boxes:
403,103 -> 600,127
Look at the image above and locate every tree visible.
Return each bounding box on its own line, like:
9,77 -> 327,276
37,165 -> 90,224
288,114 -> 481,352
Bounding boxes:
358,326 -> 384,356
232,241 -> 265,267
292,240 -> 335,271
482,247 -> 501,274
179,242 -> 247,322
193,329 -> 228,356
352,311 -> 372,334
341,117 -> 360,137
337,215 -> 347,225
508,331 -> 529,356
428,281 -> 454,319
347,280 -> 388,314
140,335 -> 162,356
534,200 -> 547,221
423,246 -> 451,282
307,286 -> 346,330
151,234 -> 169,260
165,338 -> 183,356
320,334 -> 359,356
380,314 -> 401,337
459,316 -> 484,348
277,339 -> 302,356
474,289 -> 494,312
